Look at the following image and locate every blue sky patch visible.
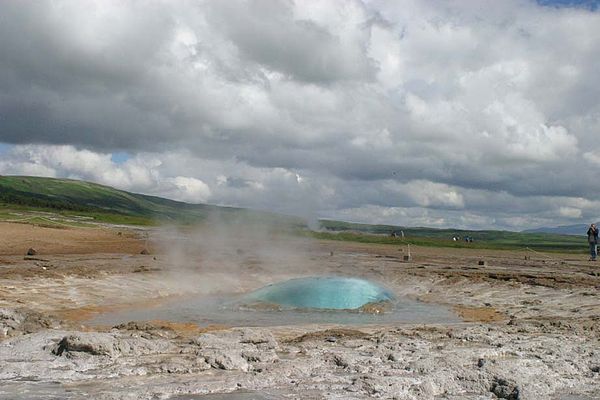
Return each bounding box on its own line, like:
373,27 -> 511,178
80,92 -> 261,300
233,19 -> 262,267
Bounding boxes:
111,151 -> 131,164
0,143 -> 13,155
537,0 -> 599,10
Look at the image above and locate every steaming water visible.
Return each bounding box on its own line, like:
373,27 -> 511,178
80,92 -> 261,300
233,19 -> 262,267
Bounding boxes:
91,276 -> 459,327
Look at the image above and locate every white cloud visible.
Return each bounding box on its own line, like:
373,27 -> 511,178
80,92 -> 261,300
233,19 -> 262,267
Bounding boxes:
382,180 -> 465,209
559,207 -> 582,219
3,143 -> 600,230
163,177 -> 211,203
583,150 -> 600,165
0,1 -> 599,230
0,145 -> 210,204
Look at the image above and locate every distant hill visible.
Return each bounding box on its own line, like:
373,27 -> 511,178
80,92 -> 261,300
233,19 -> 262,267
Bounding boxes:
0,175 -> 301,226
319,219 -> 487,238
522,224 -> 590,236
316,219 -> 587,252
0,175 -> 589,253
319,218 -> 583,239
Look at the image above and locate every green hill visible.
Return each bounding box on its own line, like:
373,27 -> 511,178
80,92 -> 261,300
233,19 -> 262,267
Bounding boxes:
0,175 -> 586,253
0,175 -> 298,226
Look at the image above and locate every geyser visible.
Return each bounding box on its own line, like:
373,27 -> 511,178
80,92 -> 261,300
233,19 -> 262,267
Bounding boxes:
90,276 -> 460,327
242,276 -> 395,310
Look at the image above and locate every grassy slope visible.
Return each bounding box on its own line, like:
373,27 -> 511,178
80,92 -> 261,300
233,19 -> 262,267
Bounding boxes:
0,175 -> 298,226
0,176 -> 586,252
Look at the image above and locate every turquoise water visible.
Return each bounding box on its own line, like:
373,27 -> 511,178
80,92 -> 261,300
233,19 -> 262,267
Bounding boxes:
241,276 -> 394,310
90,276 -> 459,327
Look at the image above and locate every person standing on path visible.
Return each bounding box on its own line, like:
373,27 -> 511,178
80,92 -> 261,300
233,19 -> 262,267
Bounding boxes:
587,223 -> 598,261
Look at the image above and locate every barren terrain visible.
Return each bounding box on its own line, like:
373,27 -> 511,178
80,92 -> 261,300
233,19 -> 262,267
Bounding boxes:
1,221 -> 599,399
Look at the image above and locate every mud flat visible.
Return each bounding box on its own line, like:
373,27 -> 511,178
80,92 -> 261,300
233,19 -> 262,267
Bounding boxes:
1,222 -> 600,399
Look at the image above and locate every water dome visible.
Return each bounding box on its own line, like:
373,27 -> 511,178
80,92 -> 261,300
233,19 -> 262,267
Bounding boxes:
241,276 -> 395,310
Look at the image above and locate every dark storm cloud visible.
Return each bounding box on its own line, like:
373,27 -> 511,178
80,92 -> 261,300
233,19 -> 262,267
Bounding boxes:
1,0 -> 600,229
204,0 -> 376,83
0,1 -> 177,150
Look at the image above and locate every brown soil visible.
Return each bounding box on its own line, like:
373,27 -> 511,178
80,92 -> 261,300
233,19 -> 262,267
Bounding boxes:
0,222 -> 145,255
454,305 -> 506,323
114,320 -> 229,338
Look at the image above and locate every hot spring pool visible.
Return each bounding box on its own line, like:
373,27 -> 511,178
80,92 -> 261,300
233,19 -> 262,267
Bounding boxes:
241,276 -> 394,310
90,276 -> 459,327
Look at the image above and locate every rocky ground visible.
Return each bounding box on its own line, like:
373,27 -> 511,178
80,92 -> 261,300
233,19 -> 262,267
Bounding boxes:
0,221 -> 599,399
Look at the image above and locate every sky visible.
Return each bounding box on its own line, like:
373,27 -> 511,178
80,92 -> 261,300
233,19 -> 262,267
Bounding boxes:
0,0 -> 599,231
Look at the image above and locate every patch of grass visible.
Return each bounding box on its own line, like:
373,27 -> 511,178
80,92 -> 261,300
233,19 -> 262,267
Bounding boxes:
0,206 -> 158,227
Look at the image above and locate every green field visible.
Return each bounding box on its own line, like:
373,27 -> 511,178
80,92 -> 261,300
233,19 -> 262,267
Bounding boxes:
314,220 -> 584,252
0,175 -> 587,253
306,230 -> 583,253
0,175 -> 301,227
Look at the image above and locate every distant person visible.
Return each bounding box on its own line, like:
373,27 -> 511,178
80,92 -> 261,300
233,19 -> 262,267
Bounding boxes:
587,223 -> 598,261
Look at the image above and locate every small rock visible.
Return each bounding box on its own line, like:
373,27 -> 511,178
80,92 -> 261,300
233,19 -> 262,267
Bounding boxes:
491,378 -> 520,400
0,308 -> 24,338
159,358 -> 210,374
52,333 -> 116,356
140,248 -> 150,255
238,329 -> 278,349
52,332 -> 171,358
26,248 -> 37,256
203,349 -> 249,371
332,354 -> 350,368
408,357 -> 435,374
132,265 -> 161,273
242,349 -> 278,363
1,309 -> 56,338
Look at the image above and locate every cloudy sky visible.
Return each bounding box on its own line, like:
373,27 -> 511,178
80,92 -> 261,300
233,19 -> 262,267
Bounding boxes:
1,0 -> 599,230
